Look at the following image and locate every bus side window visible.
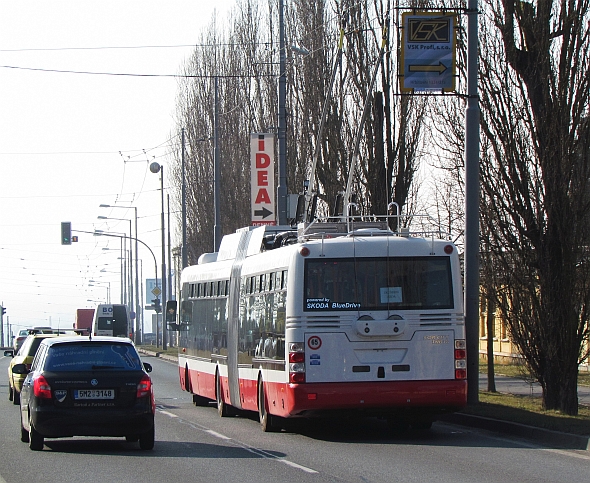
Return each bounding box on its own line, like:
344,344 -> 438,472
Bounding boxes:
181,300 -> 193,325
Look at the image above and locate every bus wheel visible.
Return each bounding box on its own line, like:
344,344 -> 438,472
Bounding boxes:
216,373 -> 229,417
411,417 -> 433,430
387,417 -> 409,434
184,366 -> 191,392
193,394 -> 209,407
258,379 -> 277,432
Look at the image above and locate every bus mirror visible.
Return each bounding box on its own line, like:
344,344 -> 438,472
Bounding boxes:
165,300 -> 177,323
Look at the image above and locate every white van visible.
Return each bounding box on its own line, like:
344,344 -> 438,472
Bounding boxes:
92,304 -> 131,338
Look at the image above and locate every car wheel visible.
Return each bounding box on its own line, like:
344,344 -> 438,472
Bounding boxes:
138,426 -> 154,450
20,418 -> 29,443
28,416 -> 44,451
13,390 -> 20,406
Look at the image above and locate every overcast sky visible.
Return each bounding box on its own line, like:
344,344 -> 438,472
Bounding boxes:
0,1 -> 232,338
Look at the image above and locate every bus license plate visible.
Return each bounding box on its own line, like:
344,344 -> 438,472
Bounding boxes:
74,389 -> 115,400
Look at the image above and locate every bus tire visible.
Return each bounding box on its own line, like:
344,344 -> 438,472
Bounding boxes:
411,416 -> 433,430
184,366 -> 191,392
216,372 -> 230,417
193,394 -> 209,407
258,379 -> 278,432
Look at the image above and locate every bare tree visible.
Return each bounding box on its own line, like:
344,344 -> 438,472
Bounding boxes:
479,0 -> 590,414
170,0 -> 434,264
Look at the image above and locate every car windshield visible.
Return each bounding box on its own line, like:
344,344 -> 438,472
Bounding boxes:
43,343 -> 143,372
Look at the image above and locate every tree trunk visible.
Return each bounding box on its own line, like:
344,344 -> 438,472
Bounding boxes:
486,292 -> 496,393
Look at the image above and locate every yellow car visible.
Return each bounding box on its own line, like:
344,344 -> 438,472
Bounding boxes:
5,334 -> 59,405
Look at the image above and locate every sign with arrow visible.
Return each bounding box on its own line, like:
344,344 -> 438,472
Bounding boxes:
400,12 -> 457,92
250,133 -> 276,226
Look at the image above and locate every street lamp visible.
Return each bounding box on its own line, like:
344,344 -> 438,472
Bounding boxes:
149,161 -> 167,350
88,280 -> 111,303
99,204 -> 141,344
87,287 -> 107,304
98,231 -> 127,304
93,230 -> 159,347
97,215 -> 133,321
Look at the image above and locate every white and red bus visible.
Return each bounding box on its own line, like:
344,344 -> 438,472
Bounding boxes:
175,217 -> 467,431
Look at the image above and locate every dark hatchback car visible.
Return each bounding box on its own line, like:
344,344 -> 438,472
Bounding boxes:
13,336 -> 154,451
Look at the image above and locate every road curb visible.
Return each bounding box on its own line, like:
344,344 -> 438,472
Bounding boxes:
440,412 -> 590,451
137,348 -> 178,363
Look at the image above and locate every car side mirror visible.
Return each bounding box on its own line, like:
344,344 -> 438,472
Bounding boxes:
143,362 -> 152,373
11,363 -> 30,375
4,349 -> 14,358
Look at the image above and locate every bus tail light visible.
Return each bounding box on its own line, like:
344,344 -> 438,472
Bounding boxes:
289,342 -> 305,384
454,339 -> 467,379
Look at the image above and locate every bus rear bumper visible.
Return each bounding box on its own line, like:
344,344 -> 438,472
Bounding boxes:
279,379 -> 467,417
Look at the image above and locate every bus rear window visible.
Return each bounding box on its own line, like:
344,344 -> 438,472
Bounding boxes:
304,257 -> 453,311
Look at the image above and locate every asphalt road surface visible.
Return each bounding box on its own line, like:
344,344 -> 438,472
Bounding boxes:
1,352 -> 589,483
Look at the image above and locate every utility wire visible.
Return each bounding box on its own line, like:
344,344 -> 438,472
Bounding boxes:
0,65 -> 274,78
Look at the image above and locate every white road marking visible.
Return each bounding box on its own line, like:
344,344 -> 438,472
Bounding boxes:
157,406 -> 320,474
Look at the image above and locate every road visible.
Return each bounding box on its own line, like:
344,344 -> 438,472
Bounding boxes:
1,352 -> 590,483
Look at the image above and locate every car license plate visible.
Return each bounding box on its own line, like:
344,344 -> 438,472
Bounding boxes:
74,389 -> 115,400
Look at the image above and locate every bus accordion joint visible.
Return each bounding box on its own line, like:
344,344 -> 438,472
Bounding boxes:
454,339 -> 467,379
289,342 -> 305,384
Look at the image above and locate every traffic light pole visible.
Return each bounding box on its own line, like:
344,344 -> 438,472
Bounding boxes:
0,304 -> 5,347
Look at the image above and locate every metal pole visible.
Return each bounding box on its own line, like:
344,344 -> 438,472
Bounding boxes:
160,166 -> 167,351
119,238 -> 124,303
214,77 -> 222,251
167,194 -> 173,346
181,128 -> 188,269
277,0 -> 288,225
127,219 -> 133,339
0,302 -> 4,347
133,208 -> 141,345
464,0 -> 481,404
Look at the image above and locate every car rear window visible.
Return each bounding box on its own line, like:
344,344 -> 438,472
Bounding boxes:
43,343 -> 143,371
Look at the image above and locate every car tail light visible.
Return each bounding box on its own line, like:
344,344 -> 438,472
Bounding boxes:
288,342 -> 305,384
454,339 -> 467,379
137,374 -> 152,398
33,375 -> 52,399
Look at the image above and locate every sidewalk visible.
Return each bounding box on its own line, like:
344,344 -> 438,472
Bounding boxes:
479,373 -> 590,406
441,373 -> 590,451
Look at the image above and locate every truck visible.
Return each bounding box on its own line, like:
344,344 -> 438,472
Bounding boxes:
74,308 -> 95,335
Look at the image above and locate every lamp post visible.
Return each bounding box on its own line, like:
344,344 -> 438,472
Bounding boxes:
93,230 -> 158,346
98,231 -> 127,304
99,204 -> 141,344
88,280 -> 111,303
97,215 -> 133,317
149,162 -> 167,350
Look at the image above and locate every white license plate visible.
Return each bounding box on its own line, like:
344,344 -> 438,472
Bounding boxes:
74,389 -> 115,400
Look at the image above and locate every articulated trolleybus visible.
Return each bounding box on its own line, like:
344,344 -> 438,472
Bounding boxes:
176,216 -> 467,431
